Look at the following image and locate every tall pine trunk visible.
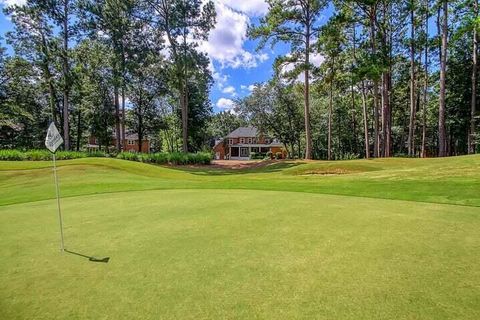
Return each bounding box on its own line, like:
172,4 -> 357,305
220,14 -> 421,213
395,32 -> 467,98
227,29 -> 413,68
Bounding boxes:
469,0 -> 478,154
121,85 -> 126,150
361,81 -> 370,159
421,0 -> 429,157
76,109 -> 82,151
114,84 -> 121,151
370,10 -> 380,158
408,1 -> 416,156
304,19 -> 313,159
328,58 -> 334,161
438,0 -> 448,156
181,30 -> 189,153
380,4 -> 391,157
181,85 -> 188,153
62,0 -> 70,150
121,45 -> 126,151
351,25 -> 358,154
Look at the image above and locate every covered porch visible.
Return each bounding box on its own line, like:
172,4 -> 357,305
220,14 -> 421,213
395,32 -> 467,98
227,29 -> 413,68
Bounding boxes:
228,146 -> 271,160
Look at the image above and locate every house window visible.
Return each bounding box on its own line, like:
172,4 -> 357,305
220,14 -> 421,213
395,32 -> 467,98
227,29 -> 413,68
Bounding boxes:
228,139 -> 233,145
248,138 -> 252,144
240,138 -> 245,144
265,138 -> 270,144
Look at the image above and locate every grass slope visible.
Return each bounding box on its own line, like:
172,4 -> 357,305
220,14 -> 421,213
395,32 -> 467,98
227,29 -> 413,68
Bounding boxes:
0,156 -> 479,319
1,155 -> 480,207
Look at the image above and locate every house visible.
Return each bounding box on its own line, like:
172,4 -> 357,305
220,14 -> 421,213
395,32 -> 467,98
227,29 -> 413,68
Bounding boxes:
87,132 -> 150,153
213,126 -> 285,160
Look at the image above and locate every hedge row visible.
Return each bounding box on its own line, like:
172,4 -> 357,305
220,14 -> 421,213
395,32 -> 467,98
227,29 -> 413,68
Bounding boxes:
0,149 -> 106,161
117,151 -> 212,165
0,149 -> 212,165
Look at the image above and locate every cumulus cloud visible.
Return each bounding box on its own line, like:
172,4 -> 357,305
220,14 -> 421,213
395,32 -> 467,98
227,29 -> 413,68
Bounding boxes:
198,1 -> 269,69
0,0 -> 26,6
221,0 -> 268,16
281,52 -> 325,83
216,97 -> 235,111
222,85 -> 236,96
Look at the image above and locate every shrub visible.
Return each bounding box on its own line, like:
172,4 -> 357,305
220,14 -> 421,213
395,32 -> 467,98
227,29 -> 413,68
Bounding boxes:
116,152 -> 139,161
275,152 -> 283,160
116,151 -> 211,165
334,152 -> 360,161
55,151 -> 88,160
149,153 -> 169,164
0,150 -> 107,161
266,151 -> 273,159
0,150 -> 25,161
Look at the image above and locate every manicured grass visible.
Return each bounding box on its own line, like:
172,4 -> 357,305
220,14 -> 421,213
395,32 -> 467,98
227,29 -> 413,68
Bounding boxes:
0,156 -> 479,319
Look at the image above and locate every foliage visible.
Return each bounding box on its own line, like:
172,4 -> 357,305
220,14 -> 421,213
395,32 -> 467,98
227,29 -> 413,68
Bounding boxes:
117,151 -> 211,165
0,149 -> 106,161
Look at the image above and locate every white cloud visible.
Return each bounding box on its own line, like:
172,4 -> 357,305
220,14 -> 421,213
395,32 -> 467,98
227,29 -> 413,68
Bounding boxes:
198,1 -> 269,69
280,52 -> 325,83
216,98 -> 235,110
222,85 -> 236,96
240,84 -> 256,92
221,0 -> 268,16
310,53 -> 325,67
0,0 -> 26,6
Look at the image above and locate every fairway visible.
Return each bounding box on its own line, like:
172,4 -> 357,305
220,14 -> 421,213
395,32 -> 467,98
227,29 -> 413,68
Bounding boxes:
1,157 -> 480,319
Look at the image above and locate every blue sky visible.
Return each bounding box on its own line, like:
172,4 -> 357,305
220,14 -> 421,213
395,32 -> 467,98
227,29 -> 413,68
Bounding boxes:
0,0 -> 332,113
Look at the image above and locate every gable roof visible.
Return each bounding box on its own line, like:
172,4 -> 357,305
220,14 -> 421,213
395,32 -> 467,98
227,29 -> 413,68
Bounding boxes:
226,126 -> 258,138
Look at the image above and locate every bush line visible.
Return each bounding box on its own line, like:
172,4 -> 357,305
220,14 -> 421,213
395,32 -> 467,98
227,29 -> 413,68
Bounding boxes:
0,149 -> 212,165
117,151 -> 212,165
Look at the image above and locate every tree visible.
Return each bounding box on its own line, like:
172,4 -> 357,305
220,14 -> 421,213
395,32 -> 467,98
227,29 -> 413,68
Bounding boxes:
208,111 -> 247,139
420,0 -> 430,157
127,54 -> 166,152
144,0 -> 215,152
470,0 -> 478,153
438,0 -> 448,156
318,14 -> 347,160
4,1 -> 62,128
249,0 -> 328,159
40,0 -> 76,150
72,39 -> 115,151
407,0 -> 417,156
80,0 -> 140,152
235,80 -> 304,158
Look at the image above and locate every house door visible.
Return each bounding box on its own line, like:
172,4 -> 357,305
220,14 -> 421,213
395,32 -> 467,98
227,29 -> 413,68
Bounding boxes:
240,147 -> 249,158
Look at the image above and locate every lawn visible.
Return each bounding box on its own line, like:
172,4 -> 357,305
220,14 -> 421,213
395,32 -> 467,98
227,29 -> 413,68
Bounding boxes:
1,156 -> 479,319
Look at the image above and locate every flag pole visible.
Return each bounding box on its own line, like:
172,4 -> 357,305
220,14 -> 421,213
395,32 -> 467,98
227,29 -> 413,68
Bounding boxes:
52,152 -> 65,252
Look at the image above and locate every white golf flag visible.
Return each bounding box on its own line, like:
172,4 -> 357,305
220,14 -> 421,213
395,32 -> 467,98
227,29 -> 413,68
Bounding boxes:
45,122 -> 63,153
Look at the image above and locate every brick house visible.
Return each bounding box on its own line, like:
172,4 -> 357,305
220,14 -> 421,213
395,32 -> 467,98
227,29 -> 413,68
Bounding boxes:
213,127 -> 285,160
87,132 -> 150,153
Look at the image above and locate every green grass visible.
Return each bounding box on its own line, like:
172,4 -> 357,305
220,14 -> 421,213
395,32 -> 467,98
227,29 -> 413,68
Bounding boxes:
1,156 -> 480,319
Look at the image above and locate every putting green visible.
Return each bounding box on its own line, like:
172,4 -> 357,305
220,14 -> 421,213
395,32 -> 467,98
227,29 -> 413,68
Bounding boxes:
1,189 -> 479,319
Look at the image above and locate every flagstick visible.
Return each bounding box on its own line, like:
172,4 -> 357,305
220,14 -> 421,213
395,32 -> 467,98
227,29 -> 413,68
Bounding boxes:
52,152 -> 65,252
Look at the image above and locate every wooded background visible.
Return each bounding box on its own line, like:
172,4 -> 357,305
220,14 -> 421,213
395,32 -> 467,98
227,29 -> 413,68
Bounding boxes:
0,0 -> 478,160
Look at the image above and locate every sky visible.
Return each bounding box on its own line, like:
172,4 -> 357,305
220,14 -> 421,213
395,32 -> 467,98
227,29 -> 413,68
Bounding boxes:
0,0 -> 332,113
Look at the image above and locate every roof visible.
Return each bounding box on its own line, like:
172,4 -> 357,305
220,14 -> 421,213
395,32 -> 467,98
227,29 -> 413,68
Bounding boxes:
110,132 -> 149,140
226,127 -> 258,138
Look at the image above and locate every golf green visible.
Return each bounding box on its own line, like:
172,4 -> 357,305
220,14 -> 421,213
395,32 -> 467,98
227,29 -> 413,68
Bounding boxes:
1,157 -> 479,319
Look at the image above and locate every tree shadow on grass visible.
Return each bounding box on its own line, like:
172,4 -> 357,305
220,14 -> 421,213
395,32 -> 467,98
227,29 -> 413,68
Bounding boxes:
65,249 -> 110,263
